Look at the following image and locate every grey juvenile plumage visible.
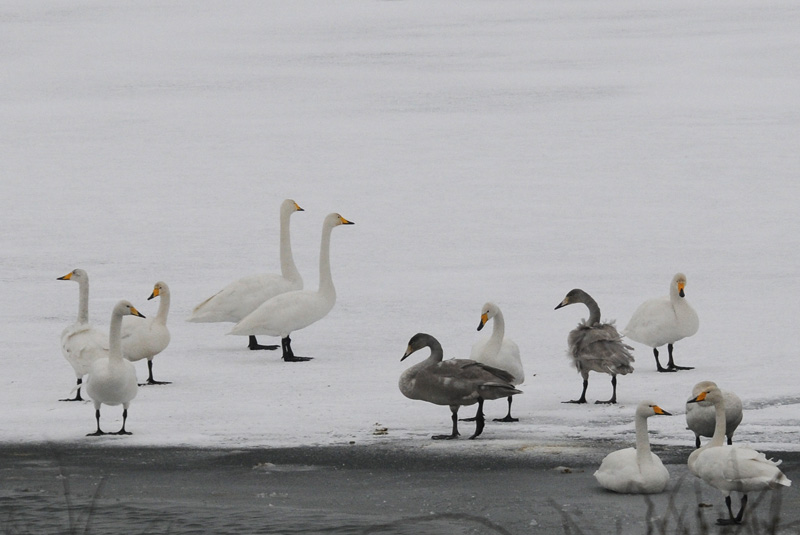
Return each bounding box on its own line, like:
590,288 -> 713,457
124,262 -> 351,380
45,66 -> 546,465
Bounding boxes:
399,333 -> 522,440
555,289 -> 634,404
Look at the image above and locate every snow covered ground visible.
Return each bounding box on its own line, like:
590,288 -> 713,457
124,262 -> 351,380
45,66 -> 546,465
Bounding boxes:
2,0 -> 799,457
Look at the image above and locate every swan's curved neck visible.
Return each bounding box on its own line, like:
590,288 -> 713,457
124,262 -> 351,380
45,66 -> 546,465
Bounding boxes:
710,398 -> 727,447
317,224 -> 336,300
109,311 -> 123,362
155,291 -> 170,325
582,295 -> 601,325
486,312 -> 505,355
76,279 -> 90,324
425,338 -> 444,364
279,209 -> 301,283
634,414 -> 653,466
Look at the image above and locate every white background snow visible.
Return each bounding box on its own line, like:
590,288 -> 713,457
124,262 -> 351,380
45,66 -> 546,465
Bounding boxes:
2,0 -> 799,457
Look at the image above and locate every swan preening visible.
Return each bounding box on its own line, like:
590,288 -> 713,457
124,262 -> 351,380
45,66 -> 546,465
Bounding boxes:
85,301 -> 143,436
555,289 -> 634,404
58,269 -> 108,402
625,273 -> 699,372
121,281 -> 171,385
188,199 -> 304,350
399,333 -> 522,440
229,213 -> 354,361
685,380 -> 743,448
594,401 -> 671,494
469,302 -> 524,422
687,384 -> 790,525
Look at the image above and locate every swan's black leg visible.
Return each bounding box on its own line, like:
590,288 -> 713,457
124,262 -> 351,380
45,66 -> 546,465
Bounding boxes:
86,409 -> 105,436
281,336 -> 313,362
469,399 -> 486,439
141,360 -> 171,386
60,378 -> 84,402
666,343 -> 694,371
564,378 -> 588,404
717,495 -> 746,525
113,409 -> 132,435
596,375 -> 618,404
493,396 -> 519,422
696,435 -> 702,448
654,348 -> 676,372
249,335 -> 279,351
727,435 -> 733,445
433,406 -> 460,440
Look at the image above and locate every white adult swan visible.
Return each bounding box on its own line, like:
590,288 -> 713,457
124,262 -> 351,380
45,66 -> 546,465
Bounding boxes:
624,273 -> 699,372
400,333 -> 522,440
58,269 -> 108,401
122,281 -> 171,385
594,401 -> 672,494
229,213 -> 354,361
85,301 -> 144,436
687,384 -> 791,525
188,199 -> 304,350
468,302 -> 524,422
555,289 -> 635,404
685,380 -> 743,448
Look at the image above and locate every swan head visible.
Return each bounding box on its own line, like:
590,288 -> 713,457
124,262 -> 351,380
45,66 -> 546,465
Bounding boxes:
148,281 -> 169,300
554,289 -> 588,310
401,333 -> 437,361
325,213 -> 355,228
114,300 -> 146,319
282,198 -> 304,215
477,302 -> 500,331
57,268 -> 88,282
673,273 -> 688,298
637,401 -> 672,418
687,384 -> 723,405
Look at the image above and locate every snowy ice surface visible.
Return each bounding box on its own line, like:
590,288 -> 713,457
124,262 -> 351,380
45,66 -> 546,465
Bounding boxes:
2,1 -> 799,457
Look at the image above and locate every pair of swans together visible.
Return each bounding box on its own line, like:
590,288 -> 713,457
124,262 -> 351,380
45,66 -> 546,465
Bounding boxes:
188,200 -> 354,362
554,273 -> 699,405
59,270 -> 172,434
595,384 -> 789,526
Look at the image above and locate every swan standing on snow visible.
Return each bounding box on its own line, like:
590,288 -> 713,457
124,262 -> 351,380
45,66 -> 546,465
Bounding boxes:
594,401 -> 672,494
85,301 -> 144,436
687,384 -> 791,525
686,380 -> 743,448
467,302 -> 524,422
58,269 -> 108,401
624,273 -> 699,372
121,281 -> 171,385
229,213 -> 354,361
400,333 -> 522,440
555,289 -> 635,404
188,199 -> 304,350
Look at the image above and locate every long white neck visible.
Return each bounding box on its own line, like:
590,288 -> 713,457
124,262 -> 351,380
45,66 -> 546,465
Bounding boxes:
279,207 -> 301,284
317,223 -> 336,300
485,311 -> 505,356
709,397 -> 727,447
109,310 -> 124,362
634,413 -> 653,466
154,291 -> 170,325
76,278 -> 90,324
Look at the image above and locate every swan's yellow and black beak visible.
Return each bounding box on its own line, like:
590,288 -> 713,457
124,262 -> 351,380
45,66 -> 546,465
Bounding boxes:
678,281 -> 686,298
477,313 -> 488,331
401,346 -> 414,361
653,405 -> 672,416
131,306 -> 146,319
58,272 -> 73,281
555,296 -> 569,310
687,391 -> 708,404
339,216 -> 355,225
148,287 -> 160,300
294,202 -> 304,212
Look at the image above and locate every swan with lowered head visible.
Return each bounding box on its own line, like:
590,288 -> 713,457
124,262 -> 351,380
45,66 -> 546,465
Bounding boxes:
85,300 -> 144,436
555,289 -> 635,404
685,380 -> 743,448
400,333 -> 522,440
624,273 -> 699,372
188,199 -> 304,350
687,384 -> 791,525
121,281 -> 171,385
229,213 -> 354,361
58,269 -> 109,402
594,401 -> 672,494
468,302 -> 524,422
